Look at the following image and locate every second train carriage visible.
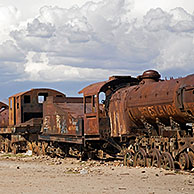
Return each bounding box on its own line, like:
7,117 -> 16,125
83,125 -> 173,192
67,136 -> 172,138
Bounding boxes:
40,75 -> 138,157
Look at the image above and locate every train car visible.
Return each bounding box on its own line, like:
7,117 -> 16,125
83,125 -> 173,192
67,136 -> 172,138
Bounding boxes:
39,96 -> 85,157
71,70 -> 194,169
40,76 -> 138,158
0,88 -> 66,153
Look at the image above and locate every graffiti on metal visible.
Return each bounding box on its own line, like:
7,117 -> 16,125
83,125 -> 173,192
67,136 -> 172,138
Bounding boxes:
128,104 -> 178,119
43,116 -> 50,133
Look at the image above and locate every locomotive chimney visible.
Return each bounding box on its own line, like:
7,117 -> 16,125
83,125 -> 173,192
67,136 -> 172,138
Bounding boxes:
140,70 -> 161,84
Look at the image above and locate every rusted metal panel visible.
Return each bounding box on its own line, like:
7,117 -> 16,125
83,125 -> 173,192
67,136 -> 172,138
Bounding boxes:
109,88 -> 133,137
79,76 -> 137,96
11,135 -> 26,143
83,95 -> 99,135
42,96 -> 84,136
9,97 -> 15,126
39,134 -> 83,144
8,88 -> 66,127
126,75 -> 194,124
84,115 -> 99,135
0,127 -> 12,134
80,76 -> 139,137
79,81 -> 107,96
0,102 -> 9,128
109,70 -> 194,137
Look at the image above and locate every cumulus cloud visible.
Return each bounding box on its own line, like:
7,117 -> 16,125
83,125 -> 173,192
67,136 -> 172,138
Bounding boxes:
0,6 -> 21,27
22,51 -> 128,82
0,6 -> 21,43
0,40 -> 25,62
27,19 -> 55,38
1,0 -> 194,85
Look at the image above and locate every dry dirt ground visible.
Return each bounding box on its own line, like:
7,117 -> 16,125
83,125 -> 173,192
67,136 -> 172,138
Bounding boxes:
0,154 -> 194,194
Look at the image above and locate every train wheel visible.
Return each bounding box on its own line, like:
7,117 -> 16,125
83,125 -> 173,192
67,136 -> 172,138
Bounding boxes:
133,148 -> 147,167
188,151 -> 194,168
160,152 -> 174,170
178,152 -> 190,170
124,150 -> 134,167
148,148 -> 161,168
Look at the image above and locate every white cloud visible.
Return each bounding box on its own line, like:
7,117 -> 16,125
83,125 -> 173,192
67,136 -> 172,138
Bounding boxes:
155,35 -> 194,70
0,6 -> 20,26
22,51 -> 127,82
0,0 -> 102,21
0,6 -> 21,43
0,40 -> 25,62
1,0 -> 194,86
27,19 -> 55,38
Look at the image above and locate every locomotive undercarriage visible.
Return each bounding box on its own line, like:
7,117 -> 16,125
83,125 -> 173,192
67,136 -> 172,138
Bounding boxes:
0,132 -> 118,161
0,133 -> 38,154
0,121 -> 194,172
123,121 -> 194,171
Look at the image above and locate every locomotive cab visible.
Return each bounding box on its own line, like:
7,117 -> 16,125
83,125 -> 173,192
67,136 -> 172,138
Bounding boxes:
79,76 -> 139,139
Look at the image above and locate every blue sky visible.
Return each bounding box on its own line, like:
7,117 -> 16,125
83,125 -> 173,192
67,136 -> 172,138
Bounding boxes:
0,0 -> 194,101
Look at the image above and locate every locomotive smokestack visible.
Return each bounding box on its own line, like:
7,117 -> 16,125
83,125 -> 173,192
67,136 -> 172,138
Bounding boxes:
140,70 -> 161,84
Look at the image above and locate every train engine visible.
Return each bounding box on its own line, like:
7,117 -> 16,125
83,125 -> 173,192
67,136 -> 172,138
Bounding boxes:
109,70 -> 194,170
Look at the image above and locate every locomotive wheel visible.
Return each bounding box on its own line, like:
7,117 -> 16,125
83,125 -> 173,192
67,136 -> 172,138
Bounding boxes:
124,150 -> 135,167
178,152 -> 190,170
148,148 -> 161,168
188,151 -> 194,168
133,148 -> 147,167
160,152 -> 174,170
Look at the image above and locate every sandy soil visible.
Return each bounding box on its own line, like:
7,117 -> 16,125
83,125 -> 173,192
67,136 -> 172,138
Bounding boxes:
0,154 -> 194,194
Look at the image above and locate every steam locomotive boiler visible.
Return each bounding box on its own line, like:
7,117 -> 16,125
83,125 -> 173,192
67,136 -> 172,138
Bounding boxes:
108,70 -> 194,170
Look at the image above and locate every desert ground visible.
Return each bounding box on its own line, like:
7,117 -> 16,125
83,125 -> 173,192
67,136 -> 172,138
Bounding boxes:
0,154 -> 193,194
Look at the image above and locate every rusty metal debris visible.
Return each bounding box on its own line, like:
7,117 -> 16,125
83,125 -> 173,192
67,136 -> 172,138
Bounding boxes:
0,70 -> 194,172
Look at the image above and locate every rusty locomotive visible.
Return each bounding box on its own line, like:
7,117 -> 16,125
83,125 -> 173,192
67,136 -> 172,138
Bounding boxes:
0,70 -> 194,170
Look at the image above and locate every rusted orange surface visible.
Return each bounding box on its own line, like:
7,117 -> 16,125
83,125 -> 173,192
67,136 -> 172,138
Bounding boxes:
80,75 -> 138,137
0,101 -> 9,128
9,88 -> 65,127
42,96 -> 84,137
109,70 -> 194,137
